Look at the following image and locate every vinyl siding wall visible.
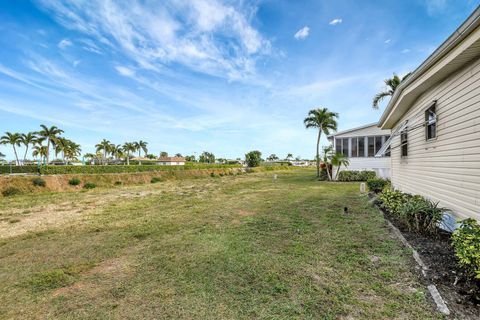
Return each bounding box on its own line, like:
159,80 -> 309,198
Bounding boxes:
389,57 -> 480,220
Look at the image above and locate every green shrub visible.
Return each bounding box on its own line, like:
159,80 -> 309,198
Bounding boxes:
338,170 -> 376,182
68,178 -> 81,186
245,150 -> 262,167
26,269 -> 73,291
452,219 -> 480,280
210,172 -> 215,177
0,165 -> 39,175
366,178 -> 388,193
32,177 -> 46,187
114,181 -> 123,186
83,182 -> 96,189
378,189 -> 413,215
150,177 -> 162,183
399,197 -> 445,234
2,187 -> 21,197
318,167 -> 329,181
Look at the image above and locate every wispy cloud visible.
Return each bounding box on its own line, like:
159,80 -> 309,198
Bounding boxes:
115,66 -> 135,77
36,0 -> 271,81
329,18 -> 342,25
57,38 -> 72,49
385,39 -> 391,44
424,0 -> 447,15
294,26 -> 310,40
401,48 -> 411,53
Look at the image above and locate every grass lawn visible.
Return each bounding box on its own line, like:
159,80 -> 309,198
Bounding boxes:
0,169 -> 441,319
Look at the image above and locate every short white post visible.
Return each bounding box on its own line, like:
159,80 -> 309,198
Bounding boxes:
360,182 -> 366,193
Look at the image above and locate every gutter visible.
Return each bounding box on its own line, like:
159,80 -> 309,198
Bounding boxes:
378,6 -> 480,128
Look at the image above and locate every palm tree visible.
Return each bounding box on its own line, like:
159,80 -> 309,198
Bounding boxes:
36,125 -> 64,164
64,140 -> 81,162
321,146 -> 334,181
304,108 -> 339,177
32,145 -> 48,164
134,140 -> 148,157
122,142 -> 136,165
83,153 -> 97,164
20,132 -> 37,164
95,139 -> 112,165
372,73 -> 411,109
54,137 -> 69,161
0,132 -> 22,165
331,153 -> 350,180
286,153 -> 293,161
110,144 -> 124,160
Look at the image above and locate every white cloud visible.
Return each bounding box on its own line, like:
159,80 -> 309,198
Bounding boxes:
115,66 -> 135,77
57,38 -> 72,49
294,26 -> 310,40
424,0 -> 447,15
385,39 -> 391,44
329,18 -> 342,25
401,48 -> 411,54
36,0 -> 270,81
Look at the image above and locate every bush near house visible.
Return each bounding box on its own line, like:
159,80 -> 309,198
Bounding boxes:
337,170 -> 376,182
398,197 -> 446,234
452,218 -> 480,280
32,177 -> 46,187
378,189 -> 413,215
366,178 -> 389,193
68,178 -> 81,186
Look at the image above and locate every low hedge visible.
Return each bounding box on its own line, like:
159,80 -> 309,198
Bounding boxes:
452,218 -> 480,280
337,170 -> 376,182
1,164 -> 241,175
0,165 -> 40,174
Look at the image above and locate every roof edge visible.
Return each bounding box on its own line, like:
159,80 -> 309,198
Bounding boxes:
327,122 -> 379,138
378,6 -> 480,128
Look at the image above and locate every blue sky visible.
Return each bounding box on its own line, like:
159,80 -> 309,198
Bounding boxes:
0,0 -> 478,160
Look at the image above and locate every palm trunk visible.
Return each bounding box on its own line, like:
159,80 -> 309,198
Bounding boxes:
23,145 -> 29,164
126,152 -> 130,165
316,129 -> 322,177
46,138 -> 50,164
12,145 -> 19,166
326,163 -> 332,181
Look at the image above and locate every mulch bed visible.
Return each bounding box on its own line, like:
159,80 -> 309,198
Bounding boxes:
371,196 -> 480,319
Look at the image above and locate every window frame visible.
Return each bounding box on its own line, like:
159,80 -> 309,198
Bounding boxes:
400,129 -> 408,157
425,102 -> 437,141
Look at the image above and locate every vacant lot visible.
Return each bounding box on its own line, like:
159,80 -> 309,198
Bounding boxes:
0,169 -> 440,319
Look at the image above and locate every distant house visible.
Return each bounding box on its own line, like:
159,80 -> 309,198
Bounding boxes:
327,123 -> 391,178
377,7 -> 480,221
156,156 -> 186,166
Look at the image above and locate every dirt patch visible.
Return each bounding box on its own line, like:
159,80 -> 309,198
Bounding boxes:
375,203 -> 480,319
52,254 -> 134,297
238,210 -> 257,217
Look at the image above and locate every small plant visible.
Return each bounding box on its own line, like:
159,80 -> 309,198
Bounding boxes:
114,181 -> 122,186
379,189 -> 412,215
399,197 -> 445,234
367,178 -> 389,193
210,172 -> 215,177
452,218 -> 480,280
32,177 -> 46,187
150,177 -> 162,183
338,170 -> 376,182
68,178 -> 81,186
83,182 -> 96,189
2,187 -> 21,197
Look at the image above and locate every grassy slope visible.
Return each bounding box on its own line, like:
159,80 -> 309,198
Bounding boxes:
0,169 -> 440,319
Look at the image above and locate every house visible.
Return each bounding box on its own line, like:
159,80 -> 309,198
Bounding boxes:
156,156 -> 186,166
377,7 -> 480,221
327,123 -> 391,178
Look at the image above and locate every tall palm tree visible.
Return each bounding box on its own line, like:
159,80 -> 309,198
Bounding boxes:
286,153 -> 293,161
372,73 -> 411,109
36,125 -> 64,164
20,132 -> 37,164
134,140 -> 148,157
0,132 -> 22,165
63,140 -> 81,163
122,142 -> 136,165
331,153 -> 350,180
304,108 -> 339,177
95,139 -> 112,165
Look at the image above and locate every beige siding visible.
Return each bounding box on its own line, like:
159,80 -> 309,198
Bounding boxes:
390,57 -> 480,220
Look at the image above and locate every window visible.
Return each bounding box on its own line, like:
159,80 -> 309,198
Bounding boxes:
335,138 -> 342,154
358,137 -> 365,157
341,138 -> 349,156
401,129 -> 408,157
335,138 -> 349,156
425,104 -> 437,140
351,138 -> 358,157
367,137 -> 375,157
